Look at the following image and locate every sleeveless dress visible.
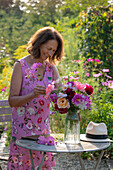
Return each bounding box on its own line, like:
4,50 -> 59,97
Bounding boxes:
7,59 -> 56,170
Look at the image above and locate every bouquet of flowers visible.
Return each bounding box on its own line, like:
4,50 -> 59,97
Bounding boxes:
46,76 -> 94,144
49,78 -> 94,115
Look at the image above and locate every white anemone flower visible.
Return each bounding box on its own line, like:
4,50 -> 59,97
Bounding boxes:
57,92 -> 67,98
26,122 -> 33,129
17,107 -> 25,117
63,84 -> 68,91
27,108 -> 35,115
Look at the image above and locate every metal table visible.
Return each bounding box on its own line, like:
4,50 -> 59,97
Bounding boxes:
16,139 -> 110,170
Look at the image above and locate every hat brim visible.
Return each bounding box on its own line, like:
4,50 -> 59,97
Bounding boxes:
80,134 -> 112,143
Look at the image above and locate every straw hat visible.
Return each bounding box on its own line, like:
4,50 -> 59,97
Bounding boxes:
80,121 -> 112,142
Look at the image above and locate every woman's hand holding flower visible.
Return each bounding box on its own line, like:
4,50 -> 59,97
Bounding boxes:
34,85 -> 46,97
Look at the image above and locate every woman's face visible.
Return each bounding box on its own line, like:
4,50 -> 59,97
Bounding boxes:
40,40 -> 58,61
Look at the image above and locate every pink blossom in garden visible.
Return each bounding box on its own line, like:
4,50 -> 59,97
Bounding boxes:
74,71 -> 79,74
86,73 -> 89,77
87,58 -> 93,62
62,76 -> 68,81
102,69 -> 109,72
69,76 -> 74,80
74,60 -> 80,63
105,74 -> 112,79
69,76 -> 79,81
2,86 -> 7,92
102,82 -> 108,86
74,77 -> 79,80
93,73 -> 102,77
107,81 -> 113,89
74,82 -> 85,92
94,59 -> 100,63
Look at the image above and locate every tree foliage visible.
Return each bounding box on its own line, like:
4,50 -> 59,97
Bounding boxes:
0,0 -> 13,10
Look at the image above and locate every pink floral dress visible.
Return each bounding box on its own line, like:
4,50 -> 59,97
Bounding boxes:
7,59 -> 56,170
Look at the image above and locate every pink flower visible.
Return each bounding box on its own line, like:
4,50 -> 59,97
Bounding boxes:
45,136 -> 55,145
74,60 -> 80,63
105,74 -> 112,79
2,86 -> 7,92
31,63 -> 42,73
87,58 -> 93,62
74,82 -> 85,92
74,71 -> 79,74
107,81 -> 113,89
102,82 -> 108,86
94,59 -> 100,63
86,73 -> 89,77
37,136 -> 46,145
44,84 -> 55,99
50,93 -> 58,103
31,63 -> 42,69
93,73 -> 102,77
37,136 -> 55,145
102,69 -> 109,72
72,94 -> 83,105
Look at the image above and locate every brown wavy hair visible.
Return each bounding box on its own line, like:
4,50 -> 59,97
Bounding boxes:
27,27 -> 64,64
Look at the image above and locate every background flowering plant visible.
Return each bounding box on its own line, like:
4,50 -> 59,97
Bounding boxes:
50,77 -> 94,114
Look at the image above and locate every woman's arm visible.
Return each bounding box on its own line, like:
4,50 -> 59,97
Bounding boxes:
52,65 -> 62,88
8,62 -> 46,107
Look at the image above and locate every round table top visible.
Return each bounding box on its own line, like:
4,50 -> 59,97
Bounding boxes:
16,139 -> 110,153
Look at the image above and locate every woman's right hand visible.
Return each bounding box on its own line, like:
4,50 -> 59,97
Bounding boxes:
33,85 -> 46,97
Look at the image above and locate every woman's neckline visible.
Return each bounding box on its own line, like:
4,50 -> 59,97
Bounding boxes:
22,58 -> 48,81
22,55 -> 47,69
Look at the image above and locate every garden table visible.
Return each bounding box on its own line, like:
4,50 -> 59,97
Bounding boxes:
16,138 -> 110,170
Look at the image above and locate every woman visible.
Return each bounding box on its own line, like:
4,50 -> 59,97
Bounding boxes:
7,27 -> 64,170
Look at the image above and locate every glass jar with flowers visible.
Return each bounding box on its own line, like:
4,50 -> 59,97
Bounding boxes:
64,105 -> 80,144
47,78 -> 94,144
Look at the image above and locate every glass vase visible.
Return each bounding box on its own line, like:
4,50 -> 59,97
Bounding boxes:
64,109 -> 80,144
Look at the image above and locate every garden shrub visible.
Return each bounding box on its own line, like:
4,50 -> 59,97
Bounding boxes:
77,5 -> 113,77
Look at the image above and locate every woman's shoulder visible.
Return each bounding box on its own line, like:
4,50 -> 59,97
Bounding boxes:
16,55 -> 31,66
18,55 -> 30,62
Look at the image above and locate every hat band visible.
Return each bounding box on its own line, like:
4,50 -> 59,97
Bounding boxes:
86,133 -> 108,139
